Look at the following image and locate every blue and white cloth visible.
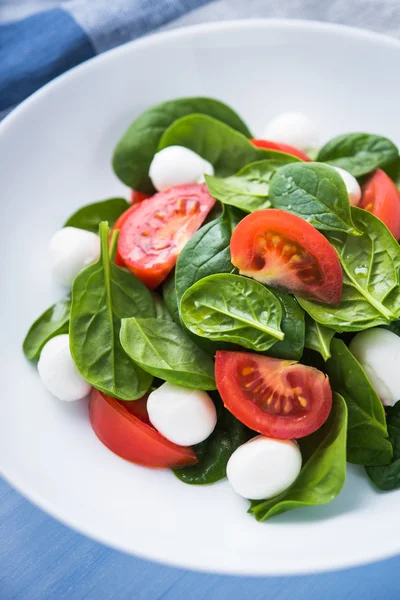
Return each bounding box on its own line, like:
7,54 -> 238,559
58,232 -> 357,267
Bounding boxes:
1,0 -> 400,120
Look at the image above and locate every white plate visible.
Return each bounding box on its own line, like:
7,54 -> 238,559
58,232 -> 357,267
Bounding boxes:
1,19 -> 399,576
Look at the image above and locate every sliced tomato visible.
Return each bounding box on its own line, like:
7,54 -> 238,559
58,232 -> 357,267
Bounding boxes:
89,389 -> 197,468
112,204 -> 140,266
251,139 -> 311,162
118,183 -> 215,289
130,190 -> 150,204
230,209 -> 342,305
360,169 -> 400,239
215,351 -> 332,439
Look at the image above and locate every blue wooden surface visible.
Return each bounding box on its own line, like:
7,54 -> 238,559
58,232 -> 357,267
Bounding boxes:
0,477 -> 399,599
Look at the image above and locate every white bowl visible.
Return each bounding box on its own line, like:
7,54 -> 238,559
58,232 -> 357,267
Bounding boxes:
1,19 -> 400,576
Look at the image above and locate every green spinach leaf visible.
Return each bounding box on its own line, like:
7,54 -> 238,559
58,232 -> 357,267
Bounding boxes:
64,198 -> 129,233
112,97 -> 251,192
265,290 -> 305,360
70,223 -> 154,400
152,293 -> 173,321
298,207 -> 400,331
325,339 -> 392,466
23,295 -> 71,360
162,273 -> 180,325
269,162 -> 360,235
158,114 -> 298,178
175,205 -> 244,305
180,274 -> 284,351
317,133 -> 399,177
204,157 -> 299,213
304,315 -> 335,361
249,393 -> 347,520
120,317 -> 216,390
174,396 -> 251,484
366,402 -> 400,490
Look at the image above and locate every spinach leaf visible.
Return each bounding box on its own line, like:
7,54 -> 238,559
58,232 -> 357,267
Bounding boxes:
366,402 -> 400,490
325,339 -> 392,466
174,396 -> 251,484
175,205 -> 244,305
317,133 -> 399,177
112,97 -> 251,192
70,223 -> 154,400
265,290 -> 305,360
249,393 -> 347,521
204,157 -> 299,213
158,114 -> 298,178
304,315 -> 335,361
383,156 -> 400,187
298,207 -> 400,331
23,295 -> 71,360
269,162 -> 360,235
64,198 -> 129,233
180,274 -> 284,351
152,293 -> 173,321
387,320 -> 400,337
162,273 -> 180,325
120,317 -> 216,390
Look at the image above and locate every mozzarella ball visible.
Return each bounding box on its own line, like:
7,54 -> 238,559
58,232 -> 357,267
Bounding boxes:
149,145 -> 214,192
263,112 -> 320,151
147,382 -> 217,446
333,166 -> 361,206
49,227 -> 100,287
38,334 -> 91,401
227,435 -> 302,500
349,328 -> 400,406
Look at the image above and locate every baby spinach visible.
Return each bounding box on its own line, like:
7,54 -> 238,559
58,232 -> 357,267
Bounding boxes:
70,223 -> 154,401
249,393 -> 347,521
298,207 -> 400,331
366,402 -> 400,490
175,205 -> 244,305
23,295 -> 71,360
159,114 -> 298,178
205,157 -> 299,213
112,97 -> 251,192
64,198 -> 129,233
265,290 -> 305,360
174,395 -> 251,485
180,274 -> 284,351
304,315 -> 335,361
317,133 -> 399,177
162,273 -> 180,325
152,293 -> 173,321
269,162 -> 360,235
120,317 -> 216,390
325,339 -> 392,466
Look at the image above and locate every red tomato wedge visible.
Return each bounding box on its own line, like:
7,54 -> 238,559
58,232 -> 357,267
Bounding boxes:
89,389 -> 198,468
112,204 -> 140,266
215,351 -> 332,439
130,190 -> 150,204
230,209 -> 342,305
360,169 -> 400,240
118,183 -> 215,289
251,139 -> 311,162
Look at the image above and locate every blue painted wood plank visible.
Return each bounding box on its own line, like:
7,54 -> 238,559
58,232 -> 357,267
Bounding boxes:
0,477 -> 399,599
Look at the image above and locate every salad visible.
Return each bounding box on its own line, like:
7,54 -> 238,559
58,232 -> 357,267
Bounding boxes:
23,97 -> 400,521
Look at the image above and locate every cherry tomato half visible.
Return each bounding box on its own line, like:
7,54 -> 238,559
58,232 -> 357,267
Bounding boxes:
130,190 -> 150,204
230,209 -> 342,305
251,139 -> 311,162
112,204 -> 140,266
118,183 -> 215,289
360,169 -> 400,240
215,351 -> 332,439
89,389 -> 198,468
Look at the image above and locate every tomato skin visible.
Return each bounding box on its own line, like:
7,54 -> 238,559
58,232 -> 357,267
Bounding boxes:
215,351 -> 332,439
251,139 -> 311,162
112,204 -> 141,266
230,209 -> 342,305
360,169 -> 400,240
89,389 -> 198,468
130,190 -> 150,204
118,183 -> 215,289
